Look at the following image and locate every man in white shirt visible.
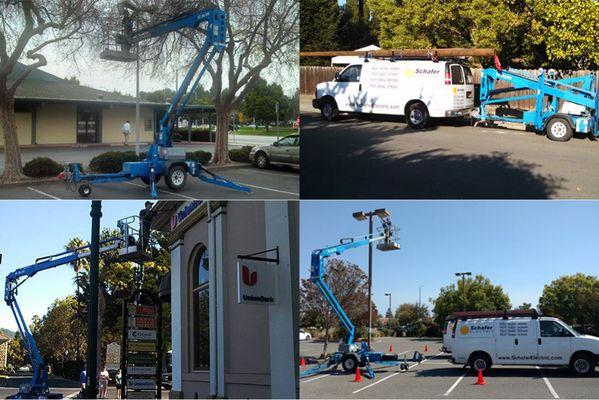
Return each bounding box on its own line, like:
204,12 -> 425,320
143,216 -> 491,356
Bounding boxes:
122,120 -> 131,145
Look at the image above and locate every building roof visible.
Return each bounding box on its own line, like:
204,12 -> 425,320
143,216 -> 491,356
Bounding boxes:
0,330 -> 9,343
8,62 -> 168,107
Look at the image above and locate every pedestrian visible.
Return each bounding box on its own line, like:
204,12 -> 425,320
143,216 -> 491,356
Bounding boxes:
97,364 -> 110,399
122,120 -> 131,145
115,369 -> 122,399
139,201 -> 156,251
80,366 -> 86,395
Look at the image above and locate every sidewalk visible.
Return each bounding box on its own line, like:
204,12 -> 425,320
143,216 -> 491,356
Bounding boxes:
0,134 -> 274,171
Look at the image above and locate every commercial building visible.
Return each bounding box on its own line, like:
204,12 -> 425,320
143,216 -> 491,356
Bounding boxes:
153,200 -> 299,399
0,331 -> 8,369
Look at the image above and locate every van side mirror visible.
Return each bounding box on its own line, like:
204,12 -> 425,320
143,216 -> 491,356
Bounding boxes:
334,72 -> 340,80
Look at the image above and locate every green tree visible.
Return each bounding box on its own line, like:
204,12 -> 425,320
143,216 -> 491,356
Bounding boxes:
432,274 -> 511,327
336,0 -> 379,51
6,335 -> 28,369
300,0 -> 340,65
241,78 -> 290,129
539,273 -> 599,333
517,302 -> 533,310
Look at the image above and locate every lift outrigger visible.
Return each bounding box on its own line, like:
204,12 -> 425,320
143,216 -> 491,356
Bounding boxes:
3,216 -> 150,399
301,218 -> 424,380
477,65 -> 599,142
59,4 -> 251,198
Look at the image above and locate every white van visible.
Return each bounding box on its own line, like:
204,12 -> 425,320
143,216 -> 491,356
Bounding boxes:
443,318 -> 458,353
451,316 -> 599,375
312,58 -> 474,128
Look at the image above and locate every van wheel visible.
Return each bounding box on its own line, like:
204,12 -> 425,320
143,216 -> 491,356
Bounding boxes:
321,98 -> 339,121
570,353 -> 595,376
469,353 -> 492,374
341,354 -> 358,373
406,102 -> 430,129
546,118 -> 573,142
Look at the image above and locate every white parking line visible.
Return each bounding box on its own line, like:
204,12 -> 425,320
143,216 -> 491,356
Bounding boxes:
301,374 -> 330,384
27,186 -> 61,199
443,371 -> 467,396
124,182 -> 196,199
536,366 -> 559,398
236,182 -> 299,196
352,351 -> 444,395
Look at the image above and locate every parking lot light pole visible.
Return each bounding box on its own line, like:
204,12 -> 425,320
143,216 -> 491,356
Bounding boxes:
352,208 -> 391,348
455,272 -> 472,311
86,201 -> 102,399
385,292 -> 392,317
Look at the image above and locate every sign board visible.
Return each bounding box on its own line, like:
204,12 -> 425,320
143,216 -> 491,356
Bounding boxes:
128,341 -> 157,352
127,378 -> 156,390
105,342 -> 121,370
127,352 -> 156,365
126,391 -> 156,399
237,260 -> 278,305
171,200 -> 202,230
128,305 -> 158,316
129,317 -> 157,329
127,366 -> 156,375
128,329 -> 157,341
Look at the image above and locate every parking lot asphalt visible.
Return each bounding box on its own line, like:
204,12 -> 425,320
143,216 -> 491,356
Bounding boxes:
300,337 -> 599,399
0,165 -> 299,199
300,104 -> 599,199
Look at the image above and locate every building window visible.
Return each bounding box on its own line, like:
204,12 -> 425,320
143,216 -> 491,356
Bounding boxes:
191,245 -> 210,370
145,116 -> 153,132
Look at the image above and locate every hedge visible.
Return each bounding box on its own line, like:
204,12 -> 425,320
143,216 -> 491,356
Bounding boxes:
185,150 -> 212,164
229,146 -> 253,162
89,151 -> 140,173
23,157 -> 63,178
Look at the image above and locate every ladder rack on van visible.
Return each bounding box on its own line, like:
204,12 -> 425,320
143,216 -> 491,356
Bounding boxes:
447,309 -> 539,321
300,48 -> 496,58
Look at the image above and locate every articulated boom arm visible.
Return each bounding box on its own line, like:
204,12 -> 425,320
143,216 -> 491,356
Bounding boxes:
310,234 -> 387,345
4,238 -> 121,395
122,7 -> 226,148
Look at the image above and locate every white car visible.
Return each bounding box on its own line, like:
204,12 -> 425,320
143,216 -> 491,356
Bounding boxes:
451,315 -> 599,375
299,329 -> 312,341
313,58 -> 474,128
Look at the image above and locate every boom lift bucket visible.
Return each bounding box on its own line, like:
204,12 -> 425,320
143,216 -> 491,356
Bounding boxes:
117,215 -> 153,264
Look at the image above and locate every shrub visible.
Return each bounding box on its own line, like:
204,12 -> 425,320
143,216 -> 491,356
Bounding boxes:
186,150 -> 212,165
23,157 -> 63,177
89,151 -> 140,173
229,145 -> 253,162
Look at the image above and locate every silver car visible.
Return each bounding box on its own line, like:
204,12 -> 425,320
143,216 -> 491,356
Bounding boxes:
249,134 -> 300,169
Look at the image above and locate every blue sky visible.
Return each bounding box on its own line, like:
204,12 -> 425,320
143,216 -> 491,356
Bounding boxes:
0,201 -> 147,332
300,201 -> 599,317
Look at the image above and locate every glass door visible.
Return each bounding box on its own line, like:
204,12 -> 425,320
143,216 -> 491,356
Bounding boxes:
76,107 -> 99,143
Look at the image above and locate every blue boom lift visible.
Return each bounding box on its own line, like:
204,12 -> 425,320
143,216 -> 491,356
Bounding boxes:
60,4 -> 251,198
478,67 -> 599,141
3,217 -> 148,399
301,219 -> 424,380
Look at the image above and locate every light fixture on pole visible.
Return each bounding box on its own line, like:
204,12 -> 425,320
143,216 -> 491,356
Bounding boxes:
384,292 -> 392,317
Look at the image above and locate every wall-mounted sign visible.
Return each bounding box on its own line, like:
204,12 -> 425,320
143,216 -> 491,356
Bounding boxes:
237,260 -> 278,305
171,200 -> 202,230
129,317 -> 157,329
128,329 -> 157,341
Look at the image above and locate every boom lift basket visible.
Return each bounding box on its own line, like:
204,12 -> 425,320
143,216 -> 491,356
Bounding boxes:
376,225 -> 400,251
117,216 -> 153,264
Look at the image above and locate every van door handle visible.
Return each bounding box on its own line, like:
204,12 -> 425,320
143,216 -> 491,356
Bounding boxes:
515,339 -> 518,345
538,338 -> 542,345
359,84 -> 362,91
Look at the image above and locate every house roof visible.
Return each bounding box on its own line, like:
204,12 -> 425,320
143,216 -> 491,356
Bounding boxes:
0,330 -> 9,342
8,62 -> 168,107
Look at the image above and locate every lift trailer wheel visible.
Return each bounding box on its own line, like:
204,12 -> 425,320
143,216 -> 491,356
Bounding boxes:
78,183 -> 92,197
341,354 -> 358,373
165,165 -> 187,190
546,118 -> 573,142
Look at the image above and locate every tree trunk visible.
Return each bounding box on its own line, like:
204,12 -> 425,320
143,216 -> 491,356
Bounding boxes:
213,105 -> 231,165
321,319 -> 329,358
0,89 -> 24,182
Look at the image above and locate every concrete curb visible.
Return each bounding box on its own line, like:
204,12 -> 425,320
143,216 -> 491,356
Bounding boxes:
0,177 -> 60,187
205,162 -> 253,170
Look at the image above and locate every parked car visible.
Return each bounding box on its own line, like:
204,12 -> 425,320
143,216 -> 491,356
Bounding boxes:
299,329 -> 312,341
18,365 -> 32,373
451,314 -> 599,375
249,134 -> 299,169
313,58 -> 474,128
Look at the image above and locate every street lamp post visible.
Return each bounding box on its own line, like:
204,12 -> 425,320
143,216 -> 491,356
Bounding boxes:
418,285 -> 423,308
352,208 -> 391,348
385,292 -> 392,317
455,272 -> 472,311
86,201 -> 102,399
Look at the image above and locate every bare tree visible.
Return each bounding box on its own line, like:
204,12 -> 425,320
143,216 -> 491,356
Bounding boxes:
0,0 -> 100,182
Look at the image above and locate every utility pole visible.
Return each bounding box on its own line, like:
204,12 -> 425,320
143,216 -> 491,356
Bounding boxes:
352,208 -> 391,348
134,17 -> 141,156
86,201 -> 102,399
275,101 -> 280,141
455,272 -> 472,311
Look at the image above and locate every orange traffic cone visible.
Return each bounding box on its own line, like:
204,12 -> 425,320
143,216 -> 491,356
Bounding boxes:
389,344 -> 393,352
300,357 -> 305,367
476,368 -> 486,385
424,344 -> 429,352
353,368 -> 362,382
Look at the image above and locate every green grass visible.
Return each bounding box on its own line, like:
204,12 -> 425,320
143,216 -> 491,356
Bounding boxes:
231,126 -> 297,137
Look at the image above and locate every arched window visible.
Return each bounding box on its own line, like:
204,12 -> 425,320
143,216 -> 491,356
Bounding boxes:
191,245 -> 209,370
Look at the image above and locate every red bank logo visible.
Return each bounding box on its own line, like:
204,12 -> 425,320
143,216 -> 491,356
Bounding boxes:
242,265 -> 257,286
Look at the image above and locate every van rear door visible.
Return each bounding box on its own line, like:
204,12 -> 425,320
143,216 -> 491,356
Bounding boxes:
447,64 -> 474,110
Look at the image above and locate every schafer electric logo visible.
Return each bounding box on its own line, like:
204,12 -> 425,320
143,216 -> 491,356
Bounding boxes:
461,324 -> 493,335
